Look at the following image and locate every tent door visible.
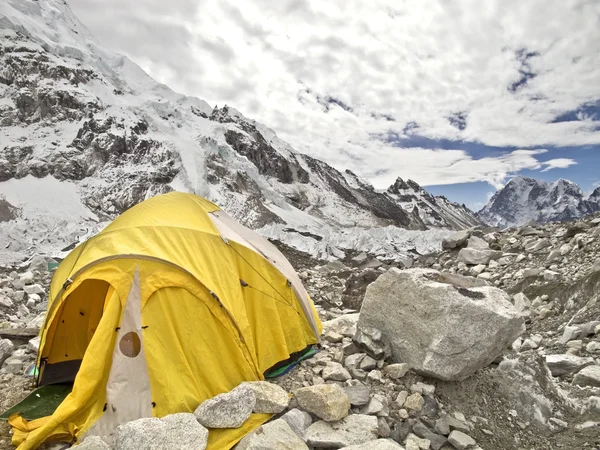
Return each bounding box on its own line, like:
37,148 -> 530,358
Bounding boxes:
85,269 -> 152,444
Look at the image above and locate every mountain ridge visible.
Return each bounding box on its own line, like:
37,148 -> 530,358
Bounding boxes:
478,175 -> 600,228
0,0 -> 482,264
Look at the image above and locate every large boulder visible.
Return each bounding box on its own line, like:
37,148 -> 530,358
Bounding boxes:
115,413 -> 208,450
236,419 -> 309,450
357,268 -> 524,381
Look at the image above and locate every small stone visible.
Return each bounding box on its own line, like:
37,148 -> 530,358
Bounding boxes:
0,339 -> 15,366
411,382 -> 435,395
403,393 -> 424,412
294,383 -> 350,422
405,433 -> 430,450
236,419 -> 309,450
546,354 -> 594,376
377,417 -> 391,438
19,271 -> 35,285
359,355 -> 378,371
306,414 -> 378,448
324,330 -> 344,343
520,339 -> 538,351
194,385 -> 255,428
573,365 -> 600,387
448,430 -> 477,449
367,370 -> 384,384
345,353 -> 367,368
548,417 -> 568,430
322,362 -> 352,381
344,385 -> 371,407
398,409 -> 409,419
77,436 -> 110,450
412,420 -> 447,450
383,363 -> 409,379
241,381 -> 289,414
586,341 -> 600,352
281,409 -> 312,441
360,397 -> 384,415
4,358 -> 24,374
24,284 -> 44,295
395,391 -> 409,407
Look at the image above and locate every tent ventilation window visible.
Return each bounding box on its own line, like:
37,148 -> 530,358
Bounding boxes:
119,332 -> 141,358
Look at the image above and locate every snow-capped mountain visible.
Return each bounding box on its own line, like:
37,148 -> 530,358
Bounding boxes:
386,178 -> 481,230
0,0 -> 476,263
478,176 -> 600,228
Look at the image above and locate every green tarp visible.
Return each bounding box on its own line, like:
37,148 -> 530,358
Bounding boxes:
0,384 -> 72,421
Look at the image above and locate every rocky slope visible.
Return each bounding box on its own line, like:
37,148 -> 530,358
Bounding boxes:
0,0 -> 481,266
2,214 -> 600,450
478,176 -> 600,228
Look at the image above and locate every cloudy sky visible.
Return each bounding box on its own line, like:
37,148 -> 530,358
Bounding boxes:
69,0 -> 600,210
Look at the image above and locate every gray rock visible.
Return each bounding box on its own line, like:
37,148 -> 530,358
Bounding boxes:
115,413 -> 208,450
77,436 -> 110,450
403,393 -> 424,412
281,409 -> 312,441
405,433 -> 430,450
467,236 -> 489,249
573,365 -> 600,387
11,279 -> 25,291
4,357 -> 24,374
512,293 -> 531,318
323,314 -> 359,338
442,230 -> 470,250
457,248 -> 501,265
383,363 -> 410,379
293,384 -> 350,422
358,268 -> 524,381
343,385 -> 371,407
558,326 -> 581,344
322,362 -> 352,381
447,430 -> 476,450
339,439 -> 403,449
526,238 -> 551,253
359,355 -> 378,371
194,385 -> 255,428
19,271 -> 35,285
353,252 -> 368,263
412,420 -> 447,450
359,397 -> 384,415
241,381 -> 289,414
546,354 -> 595,376
306,414 -> 378,448
378,417 -> 391,438
0,295 -> 13,308
24,284 -> 44,295
353,327 -> 392,360
236,419 -> 309,450
0,339 -> 15,366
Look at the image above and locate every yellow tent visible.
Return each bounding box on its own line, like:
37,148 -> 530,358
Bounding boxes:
9,192 -> 322,449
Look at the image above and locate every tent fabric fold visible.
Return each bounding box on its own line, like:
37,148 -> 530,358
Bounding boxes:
10,192 -> 322,450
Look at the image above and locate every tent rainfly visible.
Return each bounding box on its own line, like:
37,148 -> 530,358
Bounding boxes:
9,192 -> 322,449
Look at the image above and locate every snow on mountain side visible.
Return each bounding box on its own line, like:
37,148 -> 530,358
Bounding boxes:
387,177 -> 482,230
0,0 -> 469,263
477,176 -> 600,228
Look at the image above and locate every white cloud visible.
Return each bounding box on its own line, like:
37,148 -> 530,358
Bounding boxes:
541,158 -> 578,172
67,0 -> 600,188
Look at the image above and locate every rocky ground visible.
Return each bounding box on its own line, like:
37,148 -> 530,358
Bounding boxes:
1,214 -> 600,449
